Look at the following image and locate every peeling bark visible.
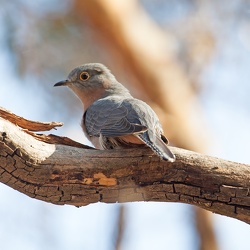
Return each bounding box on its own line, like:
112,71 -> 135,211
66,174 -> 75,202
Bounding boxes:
0,117 -> 249,224
0,107 -> 63,131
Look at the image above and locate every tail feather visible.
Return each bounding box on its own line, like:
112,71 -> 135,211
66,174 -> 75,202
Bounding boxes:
138,133 -> 175,162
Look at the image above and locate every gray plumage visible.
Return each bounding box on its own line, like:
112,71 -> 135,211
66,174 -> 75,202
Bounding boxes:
54,63 -> 175,162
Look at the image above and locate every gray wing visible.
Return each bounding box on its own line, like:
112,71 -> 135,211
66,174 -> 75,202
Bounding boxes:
84,98 -> 147,137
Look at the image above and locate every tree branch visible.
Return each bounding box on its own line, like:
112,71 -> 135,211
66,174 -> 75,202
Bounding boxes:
0,117 -> 249,224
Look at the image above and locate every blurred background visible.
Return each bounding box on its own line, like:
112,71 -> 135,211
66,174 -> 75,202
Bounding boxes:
0,0 -> 250,249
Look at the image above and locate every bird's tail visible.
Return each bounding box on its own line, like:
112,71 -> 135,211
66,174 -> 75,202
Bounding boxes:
138,133 -> 175,162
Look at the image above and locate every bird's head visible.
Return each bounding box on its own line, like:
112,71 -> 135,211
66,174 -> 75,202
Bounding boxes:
54,63 -> 117,90
54,63 -> 130,110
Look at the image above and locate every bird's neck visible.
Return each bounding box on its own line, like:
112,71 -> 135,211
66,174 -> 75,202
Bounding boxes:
70,81 -> 132,112
70,86 -> 106,112
106,81 -> 132,97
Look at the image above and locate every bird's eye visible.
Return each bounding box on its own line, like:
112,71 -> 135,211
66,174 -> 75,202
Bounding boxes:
79,72 -> 90,81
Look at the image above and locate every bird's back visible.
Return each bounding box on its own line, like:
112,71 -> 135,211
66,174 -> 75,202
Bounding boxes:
83,96 -> 175,161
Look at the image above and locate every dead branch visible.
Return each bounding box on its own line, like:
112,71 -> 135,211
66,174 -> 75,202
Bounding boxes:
0,107 -> 92,149
0,117 -> 249,224
0,106 -> 63,131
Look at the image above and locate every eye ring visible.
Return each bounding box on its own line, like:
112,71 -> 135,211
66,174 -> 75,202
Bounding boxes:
79,71 -> 90,81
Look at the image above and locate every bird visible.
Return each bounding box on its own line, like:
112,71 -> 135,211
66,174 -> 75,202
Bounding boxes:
54,63 -> 175,162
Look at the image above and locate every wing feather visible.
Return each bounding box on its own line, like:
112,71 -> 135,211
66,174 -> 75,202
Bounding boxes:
85,98 -> 147,137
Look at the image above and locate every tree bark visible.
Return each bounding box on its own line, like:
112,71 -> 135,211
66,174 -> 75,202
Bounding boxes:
0,117 -> 249,224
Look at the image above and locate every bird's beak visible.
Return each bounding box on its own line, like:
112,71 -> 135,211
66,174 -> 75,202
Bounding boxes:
54,80 -> 70,87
